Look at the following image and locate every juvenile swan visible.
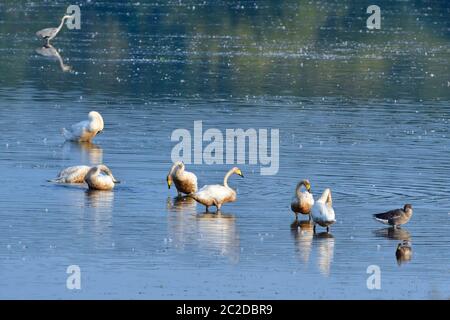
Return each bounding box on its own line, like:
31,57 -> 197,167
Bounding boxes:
373,204 -> 413,228
48,165 -> 91,183
167,161 -> 198,196
311,188 -> 336,233
36,15 -> 74,45
189,167 -> 244,212
291,179 -> 314,220
62,111 -> 104,142
84,165 -> 120,191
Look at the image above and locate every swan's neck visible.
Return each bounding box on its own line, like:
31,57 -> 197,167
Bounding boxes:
169,162 -> 183,177
320,189 -> 332,205
295,182 -> 305,198
223,169 -> 234,189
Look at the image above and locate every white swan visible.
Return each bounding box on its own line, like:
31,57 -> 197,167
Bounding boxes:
84,165 -> 119,191
311,188 -> 336,233
291,179 -> 314,220
48,165 -> 91,183
62,111 -> 104,142
167,161 -> 198,196
189,167 -> 244,212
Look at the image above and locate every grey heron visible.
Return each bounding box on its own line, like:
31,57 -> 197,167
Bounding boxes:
36,15 -> 74,45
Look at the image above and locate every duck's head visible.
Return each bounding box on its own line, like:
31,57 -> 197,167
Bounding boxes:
232,167 -> 244,178
403,204 -> 412,212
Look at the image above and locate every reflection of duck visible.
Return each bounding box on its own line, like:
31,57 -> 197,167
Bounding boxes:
373,227 -> 411,241
311,188 -> 336,233
291,220 -> 314,263
314,232 -> 335,276
196,213 -> 240,263
35,44 -> 72,72
291,180 -> 314,220
373,204 -> 413,228
190,167 -> 243,212
396,240 -> 412,265
62,141 -> 103,165
167,162 -> 198,196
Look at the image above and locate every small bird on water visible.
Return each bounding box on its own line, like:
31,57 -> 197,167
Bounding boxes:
373,204 -> 413,228
36,14 -> 74,45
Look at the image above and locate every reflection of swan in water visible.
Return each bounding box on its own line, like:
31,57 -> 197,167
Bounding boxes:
314,232 -> 335,276
291,220 -> 314,263
35,44 -> 72,72
166,196 -> 197,213
62,141 -> 103,165
84,190 -> 114,235
166,196 -> 198,250
196,213 -> 240,263
373,227 -> 411,241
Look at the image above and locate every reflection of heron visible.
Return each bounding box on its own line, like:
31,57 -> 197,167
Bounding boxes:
62,141 -> 103,165
314,232 -> 335,276
196,213 -> 240,263
35,44 -> 72,72
396,240 -> 413,266
291,220 -> 314,263
373,227 -> 411,241
36,15 -> 74,45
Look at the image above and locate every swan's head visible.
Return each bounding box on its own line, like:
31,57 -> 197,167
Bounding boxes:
167,175 -> 172,189
302,179 -> 311,192
97,164 -> 120,183
232,167 -> 244,178
88,111 -> 104,133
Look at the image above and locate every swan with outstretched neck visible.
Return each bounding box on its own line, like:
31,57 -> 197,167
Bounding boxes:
311,188 -> 336,233
291,179 -> 314,220
36,15 -> 74,45
189,167 -> 244,212
167,161 -> 198,196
